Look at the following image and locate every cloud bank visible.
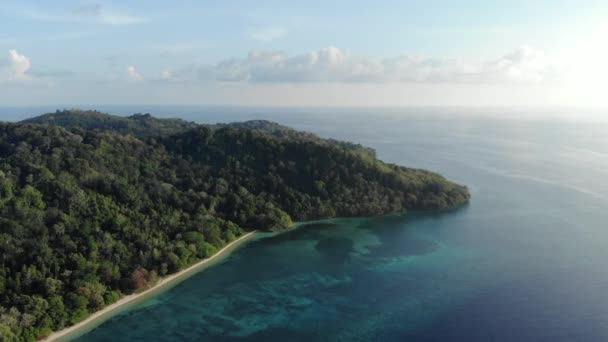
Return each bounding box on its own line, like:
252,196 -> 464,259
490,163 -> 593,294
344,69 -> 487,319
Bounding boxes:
0,46 -> 564,90
193,46 -> 561,84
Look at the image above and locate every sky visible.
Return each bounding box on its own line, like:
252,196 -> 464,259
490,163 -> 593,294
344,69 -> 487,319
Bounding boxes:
1,0 -> 608,108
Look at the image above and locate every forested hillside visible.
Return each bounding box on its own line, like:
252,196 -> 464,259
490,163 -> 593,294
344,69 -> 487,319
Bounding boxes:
21,110 -> 197,138
25,110 -> 376,158
0,111 -> 469,340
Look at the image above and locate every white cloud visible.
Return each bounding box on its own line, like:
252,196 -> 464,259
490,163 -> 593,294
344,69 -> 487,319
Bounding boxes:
478,46 -> 560,83
8,49 -> 31,80
0,49 -> 32,81
195,46 -> 562,84
249,27 -> 287,42
127,66 -> 144,81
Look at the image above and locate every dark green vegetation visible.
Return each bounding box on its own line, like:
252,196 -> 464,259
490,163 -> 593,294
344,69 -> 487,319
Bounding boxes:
0,110 -> 469,341
21,109 -> 198,138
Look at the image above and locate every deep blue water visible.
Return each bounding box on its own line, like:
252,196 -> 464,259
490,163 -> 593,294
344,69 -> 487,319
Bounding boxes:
9,107 -> 607,341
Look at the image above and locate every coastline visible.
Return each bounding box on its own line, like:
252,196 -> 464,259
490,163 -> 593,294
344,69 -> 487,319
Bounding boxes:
43,231 -> 258,342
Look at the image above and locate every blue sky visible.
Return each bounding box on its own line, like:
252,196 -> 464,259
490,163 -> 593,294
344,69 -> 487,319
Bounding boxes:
1,0 -> 608,107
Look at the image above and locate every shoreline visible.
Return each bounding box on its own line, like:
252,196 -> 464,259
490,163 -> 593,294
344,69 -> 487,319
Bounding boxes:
43,231 -> 258,342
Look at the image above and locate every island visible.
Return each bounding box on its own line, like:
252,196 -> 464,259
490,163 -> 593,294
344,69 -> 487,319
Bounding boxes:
0,110 -> 469,341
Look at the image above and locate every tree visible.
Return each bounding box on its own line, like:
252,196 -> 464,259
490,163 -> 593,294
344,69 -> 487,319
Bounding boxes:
47,296 -> 67,329
0,323 -> 18,342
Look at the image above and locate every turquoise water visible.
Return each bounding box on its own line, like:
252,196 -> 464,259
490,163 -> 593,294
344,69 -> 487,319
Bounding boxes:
55,108 -> 608,341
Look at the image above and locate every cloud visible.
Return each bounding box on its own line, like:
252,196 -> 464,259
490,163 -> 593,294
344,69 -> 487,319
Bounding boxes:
72,3 -> 147,26
127,66 -> 144,81
200,47 -> 372,83
8,49 -> 31,80
0,49 -> 32,81
249,27 -> 287,42
379,46 -> 560,83
153,65 -> 200,83
193,46 -> 562,84
477,46 -> 561,83
10,3 -> 147,26
1,49 -> 73,82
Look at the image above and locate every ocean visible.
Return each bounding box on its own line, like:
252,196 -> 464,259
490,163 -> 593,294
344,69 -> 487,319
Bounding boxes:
7,107 -> 607,341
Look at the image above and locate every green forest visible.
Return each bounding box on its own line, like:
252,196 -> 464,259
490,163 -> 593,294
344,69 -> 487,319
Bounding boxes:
0,110 -> 469,341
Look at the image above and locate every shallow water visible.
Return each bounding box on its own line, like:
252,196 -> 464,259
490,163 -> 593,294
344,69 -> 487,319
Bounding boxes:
69,108 -> 608,341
